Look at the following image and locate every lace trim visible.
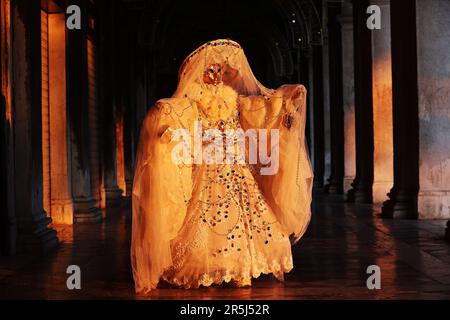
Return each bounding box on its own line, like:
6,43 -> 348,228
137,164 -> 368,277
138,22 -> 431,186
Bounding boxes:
161,256 -> 293,289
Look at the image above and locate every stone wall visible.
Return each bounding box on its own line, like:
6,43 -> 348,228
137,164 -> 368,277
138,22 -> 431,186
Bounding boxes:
372,0 -> 393,204
416,0 -> 450,219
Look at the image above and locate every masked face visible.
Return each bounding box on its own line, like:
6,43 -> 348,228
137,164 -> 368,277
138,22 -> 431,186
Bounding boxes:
203,63 -> 223,85
222,64 -> 239,84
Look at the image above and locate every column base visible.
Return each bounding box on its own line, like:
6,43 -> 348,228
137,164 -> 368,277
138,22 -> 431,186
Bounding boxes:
324,176 -> 343,194
104,186 -> 123,207
51,199 -> 74,224
344,176 -> 355,194
381,190 -> 417,219
347,184 -> 373,204
33,215 -> 59,252
418,190 -> 450,219
73,197 -> 102,223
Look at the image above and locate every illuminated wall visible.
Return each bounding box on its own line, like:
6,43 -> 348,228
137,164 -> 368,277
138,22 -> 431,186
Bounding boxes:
41,10 -> 73,224
41,10 -> 50,215
116,111 -> 126,196
1,0 -> 16,254
340,2 -> 356,193
416,0 -> 450,219
87,39 -> 103,208
371,1 -> 393,204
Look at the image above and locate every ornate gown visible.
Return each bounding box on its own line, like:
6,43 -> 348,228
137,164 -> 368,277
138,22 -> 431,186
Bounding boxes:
131,39 -> 313,293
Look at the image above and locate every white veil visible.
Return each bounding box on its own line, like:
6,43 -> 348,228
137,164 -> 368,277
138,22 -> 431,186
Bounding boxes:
131,39 -> 313,293
173,39 -> 274,98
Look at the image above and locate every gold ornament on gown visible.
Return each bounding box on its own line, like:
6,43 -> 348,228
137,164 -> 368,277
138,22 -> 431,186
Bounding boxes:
131,39 -> 313,293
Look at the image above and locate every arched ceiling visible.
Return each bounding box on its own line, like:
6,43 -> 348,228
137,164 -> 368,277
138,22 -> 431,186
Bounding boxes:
119,0 -> 321,94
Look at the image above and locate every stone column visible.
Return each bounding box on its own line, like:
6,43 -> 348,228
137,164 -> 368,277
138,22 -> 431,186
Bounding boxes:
415,0 -> 450,219
312,44 -> 325,188
66,0 -> 101,222
98,0 -> 122,207
338,1 -> 356,194
11,0 -> 58,248
299,48 -> 312,156
122,18 -> 136,200
48,13 -> 74,224
129,14 -> 147,147
322,0 -> 332,189
371,0 -> 393,204
113,7 -> 127,197
1,0 -> 17,255
305,49 -> 315,168
134,44 -> 148,140
347,0 -> 374,204
381,0 -> 419,218
123,93 -> 135,200
324,2 -> 344,194
147,47 -> 158,107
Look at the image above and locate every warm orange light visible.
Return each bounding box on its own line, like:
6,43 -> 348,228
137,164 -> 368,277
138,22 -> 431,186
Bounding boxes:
116,112 -> 126,196
372,53 -> 393,203
1,0 -> 12,125
42,11 -> 74,224
87,39 -> 102,208
41,10 -> 51,215
344,108 -> 356,192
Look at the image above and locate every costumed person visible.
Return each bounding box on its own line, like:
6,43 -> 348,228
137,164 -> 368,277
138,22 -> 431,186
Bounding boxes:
131,39 -> 313,293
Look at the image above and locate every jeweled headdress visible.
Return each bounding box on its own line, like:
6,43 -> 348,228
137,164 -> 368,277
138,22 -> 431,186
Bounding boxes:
174,39 -> 273,98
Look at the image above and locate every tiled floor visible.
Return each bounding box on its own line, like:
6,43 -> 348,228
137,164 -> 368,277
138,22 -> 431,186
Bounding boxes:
1,193 -> 450,299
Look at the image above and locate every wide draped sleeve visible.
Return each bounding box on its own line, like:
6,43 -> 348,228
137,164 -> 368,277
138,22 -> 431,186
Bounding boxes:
131,97 -> 198,293
239,84 -> 313,243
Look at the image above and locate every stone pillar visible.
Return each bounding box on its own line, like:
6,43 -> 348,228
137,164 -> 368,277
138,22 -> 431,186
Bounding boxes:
312,44 -> 325,188
129,14 -> 147,147
122,18 -> 135,200
415,0 -> 450,219
381,0 -> 419,218
113,8 -> 126,198
112,9 -> 134,201
11,0 -> 58,249
134,43 -> 148,139
322,0 -> 332,189
123,92 -> 135,200
371,0 -> 393,204
66,0 -> 101,222
147,47 -> 158,107
48,13 -> 74,224
347,0 -> 374,204
299,48 -> 312,156
98,0 -> 122,207
324,2 -> 344,194
338,1 -> 356,194
1,0 -> 17,255
305,49 -> 315,167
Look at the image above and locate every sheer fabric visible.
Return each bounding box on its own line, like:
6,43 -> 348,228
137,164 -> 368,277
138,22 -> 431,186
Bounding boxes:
131,39 -> 313,293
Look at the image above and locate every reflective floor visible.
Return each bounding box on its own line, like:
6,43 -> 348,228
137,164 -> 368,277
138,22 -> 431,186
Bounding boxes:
1,193 -> 450,299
